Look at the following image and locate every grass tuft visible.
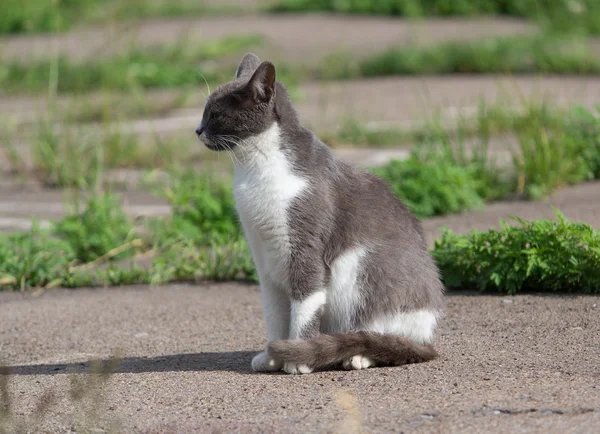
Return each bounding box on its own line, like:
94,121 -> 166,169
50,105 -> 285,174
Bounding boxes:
271,0 -> 600,34
1,35 -> 264,94
324,34 -> 600,79
372,153 -> 485,218
54,194 -> 138,264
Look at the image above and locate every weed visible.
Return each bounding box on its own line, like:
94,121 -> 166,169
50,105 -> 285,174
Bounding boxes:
32,121 -> 103,188
564,106 -> 600,179
433,209 -> 600,294
512,124 -> 589,199
334,119 -> 414,147
151,238 -> 256,284
0,224 -> 74,291
271,0 -> 600,34
339,103 -> 600,201
0,0 -> 95,34
151,170 -> 241,246
1,0 -> 247,35
372,153 -> 485,219
509,105 -> 600,198
324,34 -> 600,79
1,35 -> 263,94
53,194 -> 138,263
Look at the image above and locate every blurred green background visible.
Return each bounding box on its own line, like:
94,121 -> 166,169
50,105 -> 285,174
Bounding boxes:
1,0 -> 600,292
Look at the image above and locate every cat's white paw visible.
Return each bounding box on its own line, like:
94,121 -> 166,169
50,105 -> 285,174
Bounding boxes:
283,362 -> 313,375
342,355 -> 374,370
252,350 -> 283,372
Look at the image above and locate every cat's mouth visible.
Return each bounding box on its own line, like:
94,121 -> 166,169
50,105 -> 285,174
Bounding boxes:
196,131 -> 231,152
204,142 -> 230,152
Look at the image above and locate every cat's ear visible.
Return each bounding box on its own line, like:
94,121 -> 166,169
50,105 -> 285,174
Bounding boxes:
247,61 -> 276,103
235,53 -> 261,79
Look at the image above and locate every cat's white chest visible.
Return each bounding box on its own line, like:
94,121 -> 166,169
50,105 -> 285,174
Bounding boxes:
233,124 -> 307,285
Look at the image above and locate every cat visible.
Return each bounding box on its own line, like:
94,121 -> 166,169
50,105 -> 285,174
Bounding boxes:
195,53 -> 444,374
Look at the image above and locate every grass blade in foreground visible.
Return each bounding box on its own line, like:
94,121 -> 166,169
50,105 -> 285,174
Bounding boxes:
433,210 -> 600,294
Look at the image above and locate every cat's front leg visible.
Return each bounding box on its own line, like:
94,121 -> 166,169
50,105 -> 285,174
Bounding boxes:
252,279 -> 290,372
283,256 -> 326,374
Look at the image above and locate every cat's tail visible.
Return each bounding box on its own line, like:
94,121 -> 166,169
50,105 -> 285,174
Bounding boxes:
268,332 -> 437,369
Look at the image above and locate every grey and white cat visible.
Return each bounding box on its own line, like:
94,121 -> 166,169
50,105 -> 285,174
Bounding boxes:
196,53 -> 444,374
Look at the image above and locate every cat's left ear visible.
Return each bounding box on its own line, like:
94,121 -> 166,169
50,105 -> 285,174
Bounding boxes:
246,61 -> 276,103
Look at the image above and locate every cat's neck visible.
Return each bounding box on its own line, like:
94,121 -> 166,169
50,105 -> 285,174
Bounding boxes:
273,82 -> 301,128
233,122 -> 285,169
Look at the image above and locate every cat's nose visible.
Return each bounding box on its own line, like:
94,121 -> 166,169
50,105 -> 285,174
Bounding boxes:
195,126 -> 204,137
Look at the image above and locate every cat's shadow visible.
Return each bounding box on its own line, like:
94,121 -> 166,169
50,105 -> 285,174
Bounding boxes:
4,351 -> 257,376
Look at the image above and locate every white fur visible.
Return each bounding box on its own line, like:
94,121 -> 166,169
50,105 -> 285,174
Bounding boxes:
233,125 -> 438,374
366,310 -> 439,344
322,246 -> 367,333
252,350 -> 283,372
290,291 -> 326,339
284,362 -> 313,375
233,123 -> 308,357
343,355 -> 374,370
233,123 -> 307,287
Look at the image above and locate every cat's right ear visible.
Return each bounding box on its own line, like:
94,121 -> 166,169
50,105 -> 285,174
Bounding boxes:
235,53 -> 261,79
246,61 -> 276,104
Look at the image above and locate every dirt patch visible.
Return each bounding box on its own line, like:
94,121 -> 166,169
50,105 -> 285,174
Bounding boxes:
423,181 -> 600,246
0,16 -> 533,64
4,75 -> 600,136
0,284 -> 598,432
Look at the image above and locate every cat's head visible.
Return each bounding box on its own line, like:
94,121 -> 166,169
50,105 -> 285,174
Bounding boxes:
195,53 -> 277,151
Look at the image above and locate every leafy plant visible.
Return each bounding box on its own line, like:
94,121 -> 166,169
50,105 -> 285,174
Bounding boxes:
354,34 -> 600,79
1,36 -> 263,94
0,224 -> 74,291
511,105 -> 600,199
151,239 -> 256,284
153,170 -> 241,246
53,194 -> 137,263
433,210 -> 600,294
271,0 -> 600,34
372,153 -> 485,218
564,106 -> 600,179
0,0 -> 244,35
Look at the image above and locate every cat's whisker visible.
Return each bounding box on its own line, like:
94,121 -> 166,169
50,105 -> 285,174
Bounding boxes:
217,138 -> 244,168
218,135 -> 252,162
214,138 -> 237,166
199,73 -> 211,97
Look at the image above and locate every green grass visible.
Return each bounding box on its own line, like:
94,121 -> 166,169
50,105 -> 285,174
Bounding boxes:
0,0 -> 247,35
0,170 -> 256,291
271,0 -> 600,34
321,34 -> 600,79
1,117 -> 183,189
53,194 -> 138,263
1,101 -> 600,292
372,153 -> 485,218
1,0 -> 100,34
433,210 -> 600,294
0,224 -> 75,290
2,186 -> 599,294
1,35 -> 263,94
335,103 -> 600,201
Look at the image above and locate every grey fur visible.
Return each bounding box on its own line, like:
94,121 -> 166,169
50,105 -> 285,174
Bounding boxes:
268,332 -> 437,367
197,53 -> 445,371
235,53 -> 261,79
